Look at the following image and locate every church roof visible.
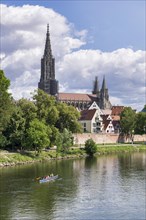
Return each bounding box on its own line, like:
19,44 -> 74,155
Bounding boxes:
58,93 -> 97,102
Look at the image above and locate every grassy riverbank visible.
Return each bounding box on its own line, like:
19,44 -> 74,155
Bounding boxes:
0,144 -> 146,167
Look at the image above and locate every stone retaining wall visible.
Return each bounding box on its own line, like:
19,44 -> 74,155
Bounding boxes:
73,133 -> 146,145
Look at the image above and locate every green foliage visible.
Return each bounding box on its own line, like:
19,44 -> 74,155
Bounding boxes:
56,128 -> 73,153
32,89 -> 57,123
49,126 -> 60,147
17,98 -> 37,129
0,70 -> 13,132
26,119 -> 51,153
4,107 -> 26,149
135,112 -> 146,134
56,102 -> 82,133
141,105 -> 146,112
85,138 -> 97,156
0,134 -> 7,149
120,107 -> 136,136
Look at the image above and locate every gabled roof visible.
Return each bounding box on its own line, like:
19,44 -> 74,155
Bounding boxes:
101,114 -> 112,122
103,120 -> 111,130
88,101 -> 103,114
79,109 -> 96,120
111,106 -> 124,115
112,115 -> 120,121
58,93 -> 97,102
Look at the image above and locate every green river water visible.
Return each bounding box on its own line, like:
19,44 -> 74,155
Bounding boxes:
0,152 -> 145,220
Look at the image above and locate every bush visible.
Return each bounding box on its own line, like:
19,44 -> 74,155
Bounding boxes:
85,138 -> 97,156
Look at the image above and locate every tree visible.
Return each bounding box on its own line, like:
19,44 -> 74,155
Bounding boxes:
56,102 -> 82,133
85,138 -> 97,156
49,126 -> 60,148
53,128 -> 73,153
4,106 -> 26,150
26,119 -> 51,153
0,70 -> 13,133
32,89 -> 57,123
17,98 -> 37,129
135,112 -> 146,134
120,107 -> 136,143
141,105 -> 146,113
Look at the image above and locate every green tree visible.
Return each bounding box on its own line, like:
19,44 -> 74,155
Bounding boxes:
26,119 -> 51,153
135,112 -> 146,134
4,107 -> 26,150
54,128 -> 73,153
141,104 -> 146,112
56,103 -> 82,133
85,138 -> 97,156
17,98 -> 37,129
0,70 -> 13,133
32,89 -> 57,123
49,126 -> 60,148
120,107 -> 136,143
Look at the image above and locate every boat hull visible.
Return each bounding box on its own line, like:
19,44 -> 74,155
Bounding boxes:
39,175 -> 58,183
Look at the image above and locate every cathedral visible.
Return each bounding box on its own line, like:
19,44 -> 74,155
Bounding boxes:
38,25 -> 112,110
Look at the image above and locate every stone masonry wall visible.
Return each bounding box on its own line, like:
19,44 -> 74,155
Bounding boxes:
73,133 -> 146,145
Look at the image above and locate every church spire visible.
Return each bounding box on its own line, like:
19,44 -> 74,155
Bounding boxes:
99,75 -> 112,109
38,24 -> 58,96
92,76 -> 100,98
101,75 -> 106,91
44,24 -> 52,57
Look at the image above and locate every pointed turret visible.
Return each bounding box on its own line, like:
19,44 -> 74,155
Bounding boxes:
38,24 -> 58,96
92,76 -> 99,94
101,75 -> 106,91
99,75 -> 112,109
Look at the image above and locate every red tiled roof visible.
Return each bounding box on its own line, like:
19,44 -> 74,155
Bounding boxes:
111,106 -> 124,116
79,109 -> 96,120
112,115 -> 120,121
58,93 -> 97,102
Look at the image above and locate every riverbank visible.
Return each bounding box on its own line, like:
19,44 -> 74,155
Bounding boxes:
0,144 -> 146,167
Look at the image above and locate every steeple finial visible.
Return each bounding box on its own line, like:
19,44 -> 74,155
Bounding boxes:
47,24 -> 49,33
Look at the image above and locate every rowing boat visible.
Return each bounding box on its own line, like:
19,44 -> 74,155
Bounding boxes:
39,175 -> 58,183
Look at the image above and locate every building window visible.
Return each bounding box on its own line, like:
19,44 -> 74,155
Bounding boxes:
93,123 -> 96,127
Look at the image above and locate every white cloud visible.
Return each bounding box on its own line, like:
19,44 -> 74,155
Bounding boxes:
1,4 -> 145,111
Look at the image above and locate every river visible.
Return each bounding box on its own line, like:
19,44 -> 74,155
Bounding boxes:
0,152 -> 145,220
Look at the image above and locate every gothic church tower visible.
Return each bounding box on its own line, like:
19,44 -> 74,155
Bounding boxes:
99,76 -> 112,109
38,24 -> 58,95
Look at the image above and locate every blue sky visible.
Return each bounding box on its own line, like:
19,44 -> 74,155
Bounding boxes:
2,0 -> 145,51
0,0 -> 146,111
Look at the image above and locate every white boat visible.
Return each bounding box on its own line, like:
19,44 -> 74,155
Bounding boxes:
39,175 -> 58,183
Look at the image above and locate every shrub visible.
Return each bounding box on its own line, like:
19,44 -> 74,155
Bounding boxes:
85,138 -> 97,156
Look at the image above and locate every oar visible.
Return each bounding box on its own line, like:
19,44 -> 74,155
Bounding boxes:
36,177 -> 41,180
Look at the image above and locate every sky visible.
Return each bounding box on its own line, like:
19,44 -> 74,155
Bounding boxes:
0,0 -> 146,111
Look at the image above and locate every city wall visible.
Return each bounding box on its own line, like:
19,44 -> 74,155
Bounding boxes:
73,133 -> 146,145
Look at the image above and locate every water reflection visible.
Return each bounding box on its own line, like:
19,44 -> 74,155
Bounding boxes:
0,152 -> 145,220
